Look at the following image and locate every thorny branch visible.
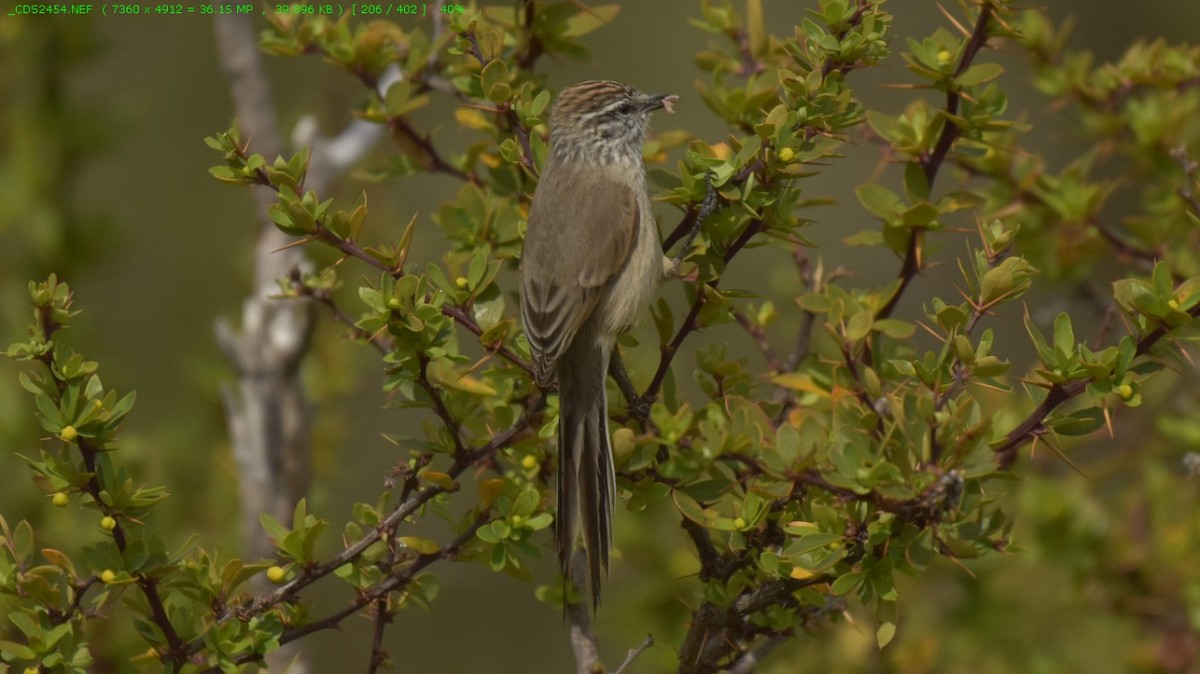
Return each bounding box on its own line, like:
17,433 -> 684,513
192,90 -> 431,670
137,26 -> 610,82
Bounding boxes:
182,398 -> 543,661
236,159 -> 537,377
635,3 -> 874,422
34,309 -> 190,669
199,514 -> 493,674
993,300 -> 1200,468
876,3 -> 995,321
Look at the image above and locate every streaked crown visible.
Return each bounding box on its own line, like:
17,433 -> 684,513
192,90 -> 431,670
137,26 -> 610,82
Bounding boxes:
549,80 -> 673,164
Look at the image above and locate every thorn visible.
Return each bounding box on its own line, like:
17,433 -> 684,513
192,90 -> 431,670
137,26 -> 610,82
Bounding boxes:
271,236 -> 317,254
1043,432 -> 1090,480
936,1 -> 971,37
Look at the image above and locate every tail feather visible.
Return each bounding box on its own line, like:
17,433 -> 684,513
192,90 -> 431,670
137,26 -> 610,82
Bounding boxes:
579,394 -> 612,605
555,336 -> 614,607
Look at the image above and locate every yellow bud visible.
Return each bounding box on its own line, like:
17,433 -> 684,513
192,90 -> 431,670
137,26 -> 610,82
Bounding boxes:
520,455 -> 537,470
1168,298 -> 1180,311
100,516 -> 117,531
24,667 -> 40,674
267,566 -> 287,583
454,277 -> 468,289
52,492 -> 69,507
936,50 -> 952,65
734,517 -> 747,529
387,297 -> 401,308
100,569 -> 117,584
777,147 -> 795,162
1117,384 -> 1133,399
59,425 -> 78,442
611,427 -> 636,464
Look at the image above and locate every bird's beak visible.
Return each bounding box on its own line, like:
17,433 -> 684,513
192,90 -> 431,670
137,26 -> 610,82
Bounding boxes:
646,94 -> 679,114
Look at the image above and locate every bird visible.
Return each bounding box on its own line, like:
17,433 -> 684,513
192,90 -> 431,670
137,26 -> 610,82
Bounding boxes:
519,80 -> 678,606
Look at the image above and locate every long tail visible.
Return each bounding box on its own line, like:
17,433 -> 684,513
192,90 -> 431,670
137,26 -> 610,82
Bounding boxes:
556,335 -> 614,607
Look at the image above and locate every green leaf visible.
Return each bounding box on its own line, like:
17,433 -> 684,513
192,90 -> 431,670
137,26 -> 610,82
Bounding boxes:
855,184 -> 902,219
903,162 -> 930,201
846,311 -> 873,341
1052,313 -> 1075,359
0,640 -> 37,660
831,570 -> 864,595
874,319 -> 915,339
1049,407 -> 1106,436
956,62 -> 1004,86
783,533 -> 843,556
877,620 -> 897,649
259,512 -> 290,544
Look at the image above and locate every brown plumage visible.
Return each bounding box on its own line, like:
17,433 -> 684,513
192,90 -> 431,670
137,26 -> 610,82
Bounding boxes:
519,80 -> 676,606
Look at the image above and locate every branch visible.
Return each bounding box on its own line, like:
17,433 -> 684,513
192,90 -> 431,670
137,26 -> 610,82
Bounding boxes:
613,634 -> 655,674
366,591 -> 392,674
993,301 -> 1200,468
566,550 -> 601,674
725,635 -> 786,674
462,30 -> 537,172
72,427 -> 189,664
1171,146 -> 1200,217
31,306 -> 190,668
681,518 -> 723,580
222,176 -> 534,376
732,309 -> 781,371
677,577 -> 830,674
287,270 -> 395,354
387,115 -> 480,184
182,396 -> 543,660
647,5 -> 876,421
417,352 -> 468,458
637,220 -> 764,413
876,3 -> 995,321
200,515 -> 492,674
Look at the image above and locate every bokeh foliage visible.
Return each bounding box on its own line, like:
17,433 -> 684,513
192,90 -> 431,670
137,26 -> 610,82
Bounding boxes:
4,1 -> 1200,673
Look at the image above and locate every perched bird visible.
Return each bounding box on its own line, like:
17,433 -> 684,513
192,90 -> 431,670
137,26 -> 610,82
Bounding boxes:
519,80 -> 678,605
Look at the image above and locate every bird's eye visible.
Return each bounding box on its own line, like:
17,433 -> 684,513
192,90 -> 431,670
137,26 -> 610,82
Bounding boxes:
615,102 -> 634,115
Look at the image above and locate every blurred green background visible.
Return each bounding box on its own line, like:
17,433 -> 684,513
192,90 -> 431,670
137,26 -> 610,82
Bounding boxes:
3,1 -> 1200,672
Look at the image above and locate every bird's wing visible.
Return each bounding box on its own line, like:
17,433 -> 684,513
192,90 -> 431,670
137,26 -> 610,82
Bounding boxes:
520,168 -> 640,386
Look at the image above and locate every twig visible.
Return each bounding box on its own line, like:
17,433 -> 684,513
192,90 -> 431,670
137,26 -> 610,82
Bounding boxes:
366,592 -> 392,674
1171,146 -> 1200,217
462,30 -> 537,172
680,518 -> 722,580
289,271 -> 396,354
876,3 -> 995,320
38,345 -> 189,666
387,115 -> 480,184
566,550 -> 601,674
726,635 -> 786,674
231,197 -> 535,376
994,300 -> 1200,468
732,309 -> 782,371
613,634 -> 655,674
417,352 -> 468,457
638,219 -> 764,414
782,245 -> 816,372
